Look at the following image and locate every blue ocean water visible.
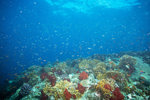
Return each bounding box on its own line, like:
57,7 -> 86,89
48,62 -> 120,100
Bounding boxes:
0,0 -> 150,87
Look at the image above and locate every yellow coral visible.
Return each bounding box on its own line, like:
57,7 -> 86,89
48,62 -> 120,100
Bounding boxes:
43,80 -> 82,99
96,78 -> 116,99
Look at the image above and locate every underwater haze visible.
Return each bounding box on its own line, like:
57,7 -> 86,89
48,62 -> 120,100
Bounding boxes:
0,0 -> 150,99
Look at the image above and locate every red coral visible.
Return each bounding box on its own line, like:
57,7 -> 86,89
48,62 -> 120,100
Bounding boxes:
79,71 -> 88,80
76,83 -> 86,94
104,84 -> 112,91
47,75 -> 56,86
110,88 -> 124,100
64,89 -> 72,100
40,73 -> 48,81
40,90 -> 48,100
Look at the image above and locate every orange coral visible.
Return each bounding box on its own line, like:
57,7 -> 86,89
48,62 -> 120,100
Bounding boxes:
79,71 -> 88,80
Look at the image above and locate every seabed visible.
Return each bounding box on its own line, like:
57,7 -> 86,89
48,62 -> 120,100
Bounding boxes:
1,51 -> 150,100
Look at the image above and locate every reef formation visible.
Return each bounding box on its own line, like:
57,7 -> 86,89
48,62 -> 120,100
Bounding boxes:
1,51 -> 150,100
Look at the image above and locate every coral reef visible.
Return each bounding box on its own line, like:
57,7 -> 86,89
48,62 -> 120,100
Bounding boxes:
5,52 -> 150,100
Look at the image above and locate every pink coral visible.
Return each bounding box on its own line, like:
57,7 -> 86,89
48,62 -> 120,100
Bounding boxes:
79,71 -> 88,80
